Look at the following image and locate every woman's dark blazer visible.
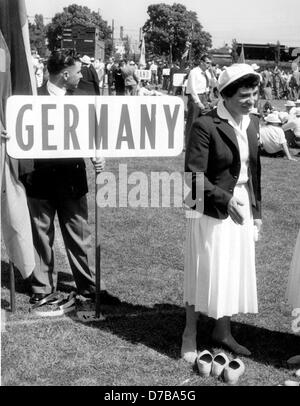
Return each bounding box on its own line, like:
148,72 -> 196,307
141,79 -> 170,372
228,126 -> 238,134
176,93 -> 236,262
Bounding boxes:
185,108 -> 261,220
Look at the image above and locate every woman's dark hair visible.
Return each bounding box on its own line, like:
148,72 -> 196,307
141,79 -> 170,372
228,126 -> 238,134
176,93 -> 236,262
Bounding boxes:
47,49 -> 80,75
221,74 -> 260,98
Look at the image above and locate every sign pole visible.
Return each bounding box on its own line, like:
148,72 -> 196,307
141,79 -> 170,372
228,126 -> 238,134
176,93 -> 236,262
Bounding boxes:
95,171 -> 101,318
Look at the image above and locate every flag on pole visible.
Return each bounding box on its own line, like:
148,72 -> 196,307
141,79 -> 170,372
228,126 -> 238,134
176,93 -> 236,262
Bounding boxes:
0,0 -> 36,279
238,44 -> 245,63
139,33 -> 146,68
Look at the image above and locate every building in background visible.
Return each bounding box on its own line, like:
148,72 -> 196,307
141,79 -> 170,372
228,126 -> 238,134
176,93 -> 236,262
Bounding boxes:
61,25 -> 105,60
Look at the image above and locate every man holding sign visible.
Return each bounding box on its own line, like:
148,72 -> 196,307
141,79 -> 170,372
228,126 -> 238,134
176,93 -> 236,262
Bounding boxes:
20,50 -> 113,306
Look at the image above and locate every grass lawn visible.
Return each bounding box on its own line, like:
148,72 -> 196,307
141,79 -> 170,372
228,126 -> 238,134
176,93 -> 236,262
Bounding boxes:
1,99 -> 300,387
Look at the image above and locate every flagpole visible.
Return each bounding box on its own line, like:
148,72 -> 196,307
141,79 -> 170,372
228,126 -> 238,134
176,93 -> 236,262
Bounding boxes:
9,262 -> 16,313
189,23 -> 194,66
95,171 -> 101,318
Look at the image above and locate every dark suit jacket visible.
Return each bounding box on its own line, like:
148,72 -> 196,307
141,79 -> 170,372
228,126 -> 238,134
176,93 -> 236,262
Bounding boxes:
77,65 -> 100,95
185,108 -> 261,220
21,83 -> 88,200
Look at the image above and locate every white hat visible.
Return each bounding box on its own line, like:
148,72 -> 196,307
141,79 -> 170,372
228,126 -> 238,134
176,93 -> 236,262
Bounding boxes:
218,63 -> 261,92
80,55 -> 91,65
285,100 -> 296,107
251,63 -> 260,71
295,107 -> 300,116
265,113 -> 282,124
278,112 -> 289,123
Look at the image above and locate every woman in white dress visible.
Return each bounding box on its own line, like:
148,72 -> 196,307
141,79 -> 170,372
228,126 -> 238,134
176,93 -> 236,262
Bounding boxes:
182,64 -> 262,363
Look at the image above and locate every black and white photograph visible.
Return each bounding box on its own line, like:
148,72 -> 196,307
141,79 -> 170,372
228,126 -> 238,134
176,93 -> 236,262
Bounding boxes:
0,0 -> 300,389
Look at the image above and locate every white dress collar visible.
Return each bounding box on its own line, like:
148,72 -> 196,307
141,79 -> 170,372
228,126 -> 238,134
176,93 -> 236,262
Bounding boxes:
217,100 -> 250,135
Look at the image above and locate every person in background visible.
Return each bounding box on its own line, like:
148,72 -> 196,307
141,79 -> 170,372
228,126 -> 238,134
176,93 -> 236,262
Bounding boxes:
283,107 -> 300,153
121,60 -> 139,96
114,61 -> 126,95
77,55 -> 100,96
149,60 -> 158,85
94,58 -> 105,95
285,100 -> 296,119
259,113 -> 297,161
106,57 -> 116,95
184,54 -> 212,146
182,64 -> 262,363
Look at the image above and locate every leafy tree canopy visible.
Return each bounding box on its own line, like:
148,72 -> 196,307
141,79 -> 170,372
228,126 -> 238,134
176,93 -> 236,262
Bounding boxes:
46,3 -> 112,53
29,14 -> 47,57
142,3 -> 212,63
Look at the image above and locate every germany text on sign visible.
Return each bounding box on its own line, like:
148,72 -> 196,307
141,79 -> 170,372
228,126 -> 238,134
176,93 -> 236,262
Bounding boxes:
6,96 -> 184,159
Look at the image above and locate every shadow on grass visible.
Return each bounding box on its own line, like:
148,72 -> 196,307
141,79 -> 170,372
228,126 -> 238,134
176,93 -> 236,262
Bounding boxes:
71,300 -> 300,370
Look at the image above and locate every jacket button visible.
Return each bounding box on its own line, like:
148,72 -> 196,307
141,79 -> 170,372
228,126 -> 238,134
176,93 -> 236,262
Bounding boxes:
229,188 -> 233,193
233,175 -> 238,179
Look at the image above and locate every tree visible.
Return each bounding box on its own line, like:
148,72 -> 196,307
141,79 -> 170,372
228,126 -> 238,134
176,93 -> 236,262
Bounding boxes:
142,3 -> 212,64
29,14 -> 47,57
231,39 -> 239,63
46,3 -> 112,58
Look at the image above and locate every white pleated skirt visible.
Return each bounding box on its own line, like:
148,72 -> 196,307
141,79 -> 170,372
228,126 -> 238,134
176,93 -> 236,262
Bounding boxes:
286,229 -> 300,309
184,183 -> 258,320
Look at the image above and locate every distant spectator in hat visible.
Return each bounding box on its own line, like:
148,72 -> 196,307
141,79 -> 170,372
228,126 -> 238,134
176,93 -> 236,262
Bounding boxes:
77,55 -> 100,95
285,100 -> 296,119
259,113 -> 297,160
283,107 -> 300,152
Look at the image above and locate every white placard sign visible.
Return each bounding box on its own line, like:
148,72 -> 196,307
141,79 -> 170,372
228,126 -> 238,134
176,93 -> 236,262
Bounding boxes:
172,73 -> 187,87
135,70 -> 151,81
162,69 -> 170,76
6,96 -> 184,159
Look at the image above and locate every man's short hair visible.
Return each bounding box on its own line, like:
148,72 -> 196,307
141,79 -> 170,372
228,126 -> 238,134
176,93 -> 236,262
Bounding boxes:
47,49 -> 80,75
200,54 -> 210,62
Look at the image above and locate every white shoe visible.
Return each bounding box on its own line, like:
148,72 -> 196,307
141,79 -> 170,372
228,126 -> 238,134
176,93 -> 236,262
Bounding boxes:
211,352 -> 230,378
196,350 -> 213,377
223,358 -> 245,385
